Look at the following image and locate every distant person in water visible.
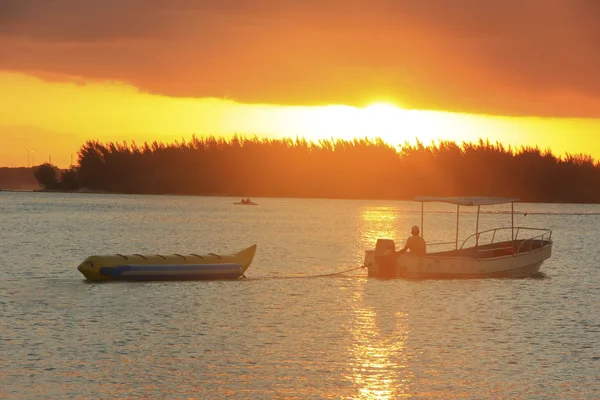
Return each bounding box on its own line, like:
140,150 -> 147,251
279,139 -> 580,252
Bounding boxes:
397,226 -> 426,256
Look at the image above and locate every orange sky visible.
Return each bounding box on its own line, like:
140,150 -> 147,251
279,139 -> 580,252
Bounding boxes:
1,0 -> 600,167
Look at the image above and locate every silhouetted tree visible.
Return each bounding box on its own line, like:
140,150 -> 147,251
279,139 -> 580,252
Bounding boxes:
34,163 -> 59,190
59,167 -> 80,191
70,135 -> 600,203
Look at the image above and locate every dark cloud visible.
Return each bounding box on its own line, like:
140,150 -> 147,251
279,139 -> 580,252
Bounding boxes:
1,0 -> 599,117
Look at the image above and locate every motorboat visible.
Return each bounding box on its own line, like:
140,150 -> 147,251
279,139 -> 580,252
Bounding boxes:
77,244 -> 257,281
364,197 -> 552,279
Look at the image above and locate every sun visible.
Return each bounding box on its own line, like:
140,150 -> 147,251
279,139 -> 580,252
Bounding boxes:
359,102 -> 469,147
364,102 -> 403,113
362,102 -> 406,141
249,100 -> 485,149
274,102 -> 409,144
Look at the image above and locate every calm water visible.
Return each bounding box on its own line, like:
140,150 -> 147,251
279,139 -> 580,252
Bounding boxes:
0,192 -> 598,399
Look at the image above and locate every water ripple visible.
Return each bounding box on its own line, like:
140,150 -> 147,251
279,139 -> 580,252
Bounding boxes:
0,193 -> 598,399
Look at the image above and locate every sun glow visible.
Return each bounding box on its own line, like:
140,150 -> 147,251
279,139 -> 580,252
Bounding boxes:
273,102 -> 420,145
362,103 -> 406,140
274,101 -> 484,148
3,71 -> 600,168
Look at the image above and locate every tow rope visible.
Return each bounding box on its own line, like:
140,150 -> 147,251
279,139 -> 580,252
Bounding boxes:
310,265 -> 366,278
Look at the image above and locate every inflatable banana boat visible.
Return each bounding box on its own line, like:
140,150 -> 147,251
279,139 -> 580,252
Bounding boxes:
77,244 -> 257,282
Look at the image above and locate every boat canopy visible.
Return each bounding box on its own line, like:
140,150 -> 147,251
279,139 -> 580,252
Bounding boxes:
414,196 -> 520,206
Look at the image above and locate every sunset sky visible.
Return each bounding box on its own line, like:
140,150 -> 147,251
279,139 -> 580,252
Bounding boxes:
2,0 -> 600,168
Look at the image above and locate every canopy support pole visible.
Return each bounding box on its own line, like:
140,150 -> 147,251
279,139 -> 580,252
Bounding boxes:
421,201 -> 424,239
455,204 -> 460,249
511,201 -> 515,242
475,205 -> 480,247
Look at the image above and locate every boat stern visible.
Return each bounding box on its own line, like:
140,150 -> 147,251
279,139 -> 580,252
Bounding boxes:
364,239 -> 397,277
364,250 -> 376,272
233,244 -> 257,273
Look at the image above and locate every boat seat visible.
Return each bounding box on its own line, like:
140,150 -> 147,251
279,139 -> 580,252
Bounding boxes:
503,247 -> 517,255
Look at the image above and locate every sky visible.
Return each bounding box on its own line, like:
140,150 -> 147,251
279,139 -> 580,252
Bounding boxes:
1,0 -> 600,167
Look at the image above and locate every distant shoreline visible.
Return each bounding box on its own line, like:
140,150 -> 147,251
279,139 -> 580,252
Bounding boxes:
4,188 -> 600,205
5,137 -> 600,204
0,188 -> 105,194
36,188 -> 107,194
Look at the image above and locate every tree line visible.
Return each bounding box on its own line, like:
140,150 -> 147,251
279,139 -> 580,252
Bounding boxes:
33,135 -> 600,203
0,167 -> 40,190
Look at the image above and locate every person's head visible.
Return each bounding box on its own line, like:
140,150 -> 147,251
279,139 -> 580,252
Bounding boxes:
411,225 -> 420,236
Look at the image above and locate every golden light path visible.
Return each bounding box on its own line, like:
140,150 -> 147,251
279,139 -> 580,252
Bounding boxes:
343,206 -> 417,399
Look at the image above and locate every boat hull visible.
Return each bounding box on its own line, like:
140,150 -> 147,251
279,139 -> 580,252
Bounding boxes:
98,263 -> 243,281
365,241 -> 552,279
77,244 -> 257,282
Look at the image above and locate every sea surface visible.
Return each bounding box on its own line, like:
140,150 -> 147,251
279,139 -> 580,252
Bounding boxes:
0,192 -> 598,399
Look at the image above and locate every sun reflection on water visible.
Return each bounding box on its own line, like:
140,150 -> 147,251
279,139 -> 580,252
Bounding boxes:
345,289 -> 412,399
359,206 -> 403,247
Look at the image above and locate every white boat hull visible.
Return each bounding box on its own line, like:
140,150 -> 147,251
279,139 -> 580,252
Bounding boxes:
365,240 -> 552,279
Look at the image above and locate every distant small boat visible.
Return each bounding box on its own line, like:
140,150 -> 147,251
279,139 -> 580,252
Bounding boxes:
234,198 -> 258,205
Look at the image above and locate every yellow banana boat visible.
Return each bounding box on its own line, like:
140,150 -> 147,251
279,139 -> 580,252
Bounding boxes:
77,244 -> 257,282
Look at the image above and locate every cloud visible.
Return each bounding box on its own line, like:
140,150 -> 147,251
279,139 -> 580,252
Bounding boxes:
1,0 -> 599,117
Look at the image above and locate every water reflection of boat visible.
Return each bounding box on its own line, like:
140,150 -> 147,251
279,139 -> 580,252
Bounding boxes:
364,197 -> 553,279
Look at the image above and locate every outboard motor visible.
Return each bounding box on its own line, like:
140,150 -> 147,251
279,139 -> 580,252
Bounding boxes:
372,239 -> 398,278
375,239 -> 395,255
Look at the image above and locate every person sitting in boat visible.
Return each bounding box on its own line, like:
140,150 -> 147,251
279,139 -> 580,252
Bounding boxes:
397,225 -> 426,256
